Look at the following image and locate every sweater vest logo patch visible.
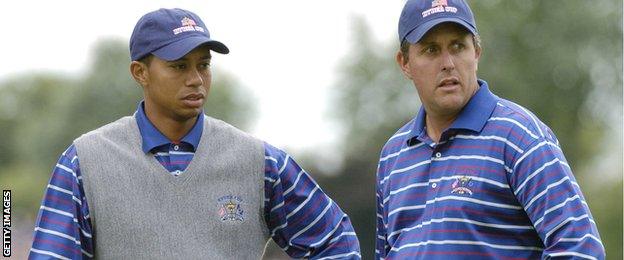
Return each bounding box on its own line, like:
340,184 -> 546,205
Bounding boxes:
451,175 -> 473,196
217,195 -> 244,221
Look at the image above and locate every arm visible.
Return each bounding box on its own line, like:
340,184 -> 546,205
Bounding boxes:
511,137 -> 605,259
29,144 -> 94,259
263,143 -> 361,259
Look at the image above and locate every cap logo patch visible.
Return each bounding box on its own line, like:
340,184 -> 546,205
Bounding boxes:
173,17 -> 205,35
422,0 -> 458,18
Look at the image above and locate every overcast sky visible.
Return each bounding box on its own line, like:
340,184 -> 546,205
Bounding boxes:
0,1 -> 406,152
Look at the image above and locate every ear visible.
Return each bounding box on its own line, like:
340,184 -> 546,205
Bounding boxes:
130,61 -> 149,88
474,44 -> 482,71
396,51 -> 412,80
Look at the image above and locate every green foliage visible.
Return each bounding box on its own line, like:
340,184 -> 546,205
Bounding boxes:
472,0 -> 622,168
324,1 -> 622,258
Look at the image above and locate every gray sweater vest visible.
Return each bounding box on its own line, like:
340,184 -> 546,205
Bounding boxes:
74,116 -> 269,259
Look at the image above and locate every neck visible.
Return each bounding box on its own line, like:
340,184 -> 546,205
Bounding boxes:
144,106 -> 197,142
425,112 -> 457,143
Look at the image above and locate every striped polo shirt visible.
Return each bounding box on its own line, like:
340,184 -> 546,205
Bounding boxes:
375,80 -> 605,259
30,102 -> 361,259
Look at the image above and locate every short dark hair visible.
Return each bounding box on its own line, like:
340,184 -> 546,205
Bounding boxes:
138,54 -> 153,66
399,34 -> 481,63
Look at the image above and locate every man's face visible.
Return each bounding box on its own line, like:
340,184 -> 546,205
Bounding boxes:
398,23 -> 481,119
142,45 -> 212,122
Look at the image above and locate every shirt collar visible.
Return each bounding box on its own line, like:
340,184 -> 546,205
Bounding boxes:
134,101 -> 204,153
408,79 -> 498,145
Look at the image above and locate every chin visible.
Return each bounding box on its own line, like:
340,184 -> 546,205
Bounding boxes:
174,109 -> 202,122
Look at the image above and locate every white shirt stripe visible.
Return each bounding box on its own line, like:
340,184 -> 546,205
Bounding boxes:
391,239 -> 543,252
381,160 -> 431,185
513,141 -> 561,173
524,176 -> 570,209
380,143 -> 425,162
388,195 -> 522,217
286,186 -> 319,219
544,214 -> 591,242
388,217 -> 533,240
47,184 -> 73,196
534,195 -> 582,226
283,170 -> 305,196
30,248 -> 72,260
329,231 -> 357,244
34,227 -> 81,245
41,206 -> 74,218
557,234 -> 603,245
488,116 -> 539,139
310,215 -> 344,247
548,251 -> 597,260
388,130 -> 411,141
514,158 -> 563,195
265,156 -> 278,164
270,201 -> 284,213
56,164 -> 79,182
289,199 -> 334,242
270,222 -> 287,237
453,134 -> 525,154
272,177 -> 281,188
278,154 -> 290,175
317,251 -> 361,260
516,105 -> 545,138
433,155 -> 512,173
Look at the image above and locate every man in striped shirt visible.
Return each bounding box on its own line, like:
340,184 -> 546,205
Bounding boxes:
376,0 -> 605,259
30,8 -> 360,259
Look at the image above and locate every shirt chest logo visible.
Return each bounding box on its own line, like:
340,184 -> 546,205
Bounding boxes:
217,195 -> 244,222
451,175 -> 473,196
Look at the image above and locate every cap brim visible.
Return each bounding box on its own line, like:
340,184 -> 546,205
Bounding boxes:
152,36 -> 229,61
404,17 -> 477,44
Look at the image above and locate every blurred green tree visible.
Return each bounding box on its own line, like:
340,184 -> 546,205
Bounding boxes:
323,1 -> 622,259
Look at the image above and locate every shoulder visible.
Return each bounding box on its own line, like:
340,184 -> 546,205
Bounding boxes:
204,115 -> 261,143
75,116 -> 136,143
487,99 -> 559,148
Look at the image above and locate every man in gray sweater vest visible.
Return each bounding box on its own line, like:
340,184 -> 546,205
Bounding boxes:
30,8 -> 361,259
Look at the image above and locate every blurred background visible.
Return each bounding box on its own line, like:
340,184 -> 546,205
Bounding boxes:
0,1 -> 621,259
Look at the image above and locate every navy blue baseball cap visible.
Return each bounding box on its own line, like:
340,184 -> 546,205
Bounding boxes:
130,8 -> 229,61
399,0 -> 478,44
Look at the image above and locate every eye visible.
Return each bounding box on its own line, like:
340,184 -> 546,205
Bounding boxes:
422,45 -> 439,54
451,42 -> 466,51
199,62 -> 211,69
170,63 -> 187,70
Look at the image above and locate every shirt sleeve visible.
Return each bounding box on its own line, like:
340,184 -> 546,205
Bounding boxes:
263,142 -> 361,259
29,144 -> 94,259
511,134 -> 605,259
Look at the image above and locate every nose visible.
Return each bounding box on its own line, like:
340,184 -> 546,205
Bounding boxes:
440,51 -> 455,72
185,68 -> 204,87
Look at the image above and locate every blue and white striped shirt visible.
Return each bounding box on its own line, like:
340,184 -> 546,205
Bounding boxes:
30,103 -> 361,259
375,80 -> 604,259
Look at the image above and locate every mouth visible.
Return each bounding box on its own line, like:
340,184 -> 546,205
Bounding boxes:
181,93 -> 205,108
437,77 -> 461,90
